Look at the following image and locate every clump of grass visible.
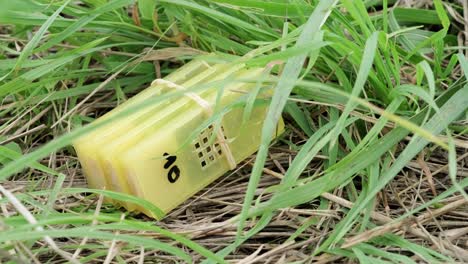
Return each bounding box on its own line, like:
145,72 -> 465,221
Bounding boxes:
0,0 -> 467,263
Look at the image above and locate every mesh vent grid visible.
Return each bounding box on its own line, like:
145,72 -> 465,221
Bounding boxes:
194,125 -> 227,168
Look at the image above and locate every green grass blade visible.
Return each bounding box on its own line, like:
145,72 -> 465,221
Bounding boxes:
3,0 -> 71,79
235,0 -> 338,240
36,0 -> 134,52
317,84 -> 468,252
329,31 -> 379,147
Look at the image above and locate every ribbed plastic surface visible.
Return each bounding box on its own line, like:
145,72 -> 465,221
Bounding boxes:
74,57 -> 284,219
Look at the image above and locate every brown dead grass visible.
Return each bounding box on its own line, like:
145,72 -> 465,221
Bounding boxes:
2,118 -> 467,262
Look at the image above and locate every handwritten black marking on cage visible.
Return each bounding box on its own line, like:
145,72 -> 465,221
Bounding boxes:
163,153 -> 180,183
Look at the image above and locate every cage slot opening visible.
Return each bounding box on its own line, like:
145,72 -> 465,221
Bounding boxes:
194,124 -> 228,168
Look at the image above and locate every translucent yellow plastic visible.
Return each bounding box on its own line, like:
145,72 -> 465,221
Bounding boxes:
74,57 -> 284,219
74,58 -> 214,191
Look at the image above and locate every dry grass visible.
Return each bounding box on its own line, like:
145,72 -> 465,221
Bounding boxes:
2,120 -> 467,262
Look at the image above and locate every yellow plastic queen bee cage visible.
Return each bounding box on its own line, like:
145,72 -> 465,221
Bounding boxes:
74,56 -> 284,219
